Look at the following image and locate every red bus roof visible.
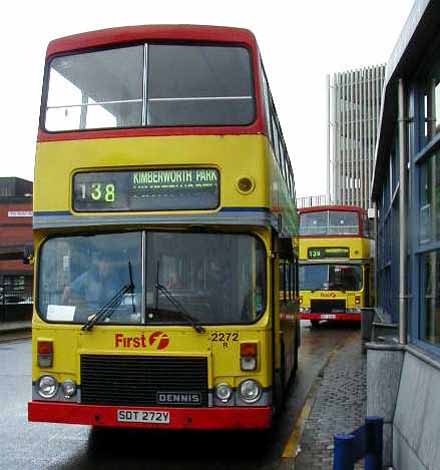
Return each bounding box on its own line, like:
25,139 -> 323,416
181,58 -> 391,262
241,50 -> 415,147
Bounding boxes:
298,205 -> 367,215
46,25 -> 258,57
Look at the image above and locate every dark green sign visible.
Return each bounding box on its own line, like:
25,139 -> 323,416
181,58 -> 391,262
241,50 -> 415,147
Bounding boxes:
307,247 -> 350,259
73,168 -> 219,212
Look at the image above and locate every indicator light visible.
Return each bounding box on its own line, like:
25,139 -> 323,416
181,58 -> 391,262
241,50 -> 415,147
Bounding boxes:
240,342 -> 258,371
37,340 -> 53,368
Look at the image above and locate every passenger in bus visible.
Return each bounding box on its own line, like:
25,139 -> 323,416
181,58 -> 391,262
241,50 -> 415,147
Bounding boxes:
166,271 -> 183,290
206,259 -> 232,320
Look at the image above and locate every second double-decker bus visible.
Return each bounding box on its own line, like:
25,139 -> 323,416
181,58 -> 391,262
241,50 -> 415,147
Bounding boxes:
298,206 -> 373,327
28,25 -> 300,431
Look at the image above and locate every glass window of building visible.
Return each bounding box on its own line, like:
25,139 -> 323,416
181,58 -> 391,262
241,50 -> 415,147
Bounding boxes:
420,152 -> 440,244
421,54 -> 440,144
1,275 -> 32,304
421,250 -> 440,346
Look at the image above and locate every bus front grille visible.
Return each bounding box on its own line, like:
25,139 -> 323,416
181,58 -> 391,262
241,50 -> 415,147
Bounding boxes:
80,355 -> 208,407
310,299 -> 346,313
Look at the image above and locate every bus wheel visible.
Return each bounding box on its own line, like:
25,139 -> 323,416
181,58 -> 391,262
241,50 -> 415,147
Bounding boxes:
89,426 -> 113,451
310,320 -> 320,328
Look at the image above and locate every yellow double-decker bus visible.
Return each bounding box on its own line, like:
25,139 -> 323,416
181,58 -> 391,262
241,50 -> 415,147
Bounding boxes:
28,25 -> 300,430
298,206 -> 373,327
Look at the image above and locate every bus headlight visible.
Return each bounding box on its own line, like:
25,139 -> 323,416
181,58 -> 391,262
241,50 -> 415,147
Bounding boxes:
215,383 -> 232,403
37,375 -> 58,398
62,379 -> 77,398
239,379 -> 261,403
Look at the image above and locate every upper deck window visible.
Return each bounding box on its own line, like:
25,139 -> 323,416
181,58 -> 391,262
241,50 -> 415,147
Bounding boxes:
44,44 -> 254,132
147,45 -> 254,126
300,210 -> 360,236
46,46 -> 144,131
328,211 -> 358,235
299,212 -> 327,236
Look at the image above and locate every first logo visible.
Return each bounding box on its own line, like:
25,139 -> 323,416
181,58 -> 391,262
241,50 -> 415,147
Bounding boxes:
149,331 -> 170,350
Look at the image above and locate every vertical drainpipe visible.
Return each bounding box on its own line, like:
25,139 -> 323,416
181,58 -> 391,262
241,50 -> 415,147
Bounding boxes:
429,79 -> 437,340
327,74 -> 331,205
398,78 -> 407,345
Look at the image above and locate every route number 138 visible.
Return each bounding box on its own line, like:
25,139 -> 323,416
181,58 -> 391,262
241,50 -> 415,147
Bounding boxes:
79,183 -> 116,203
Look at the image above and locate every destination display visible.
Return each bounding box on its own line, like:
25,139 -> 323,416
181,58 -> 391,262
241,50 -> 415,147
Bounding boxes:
73,168 -> 219,212
307,247 -> 350,259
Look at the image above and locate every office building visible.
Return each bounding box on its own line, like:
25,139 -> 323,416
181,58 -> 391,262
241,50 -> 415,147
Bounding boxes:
327,64 -> 385,211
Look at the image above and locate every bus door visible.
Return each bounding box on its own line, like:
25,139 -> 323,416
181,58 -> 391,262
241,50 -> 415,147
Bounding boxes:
364,265 -> 371,307
279,259 -> 297,383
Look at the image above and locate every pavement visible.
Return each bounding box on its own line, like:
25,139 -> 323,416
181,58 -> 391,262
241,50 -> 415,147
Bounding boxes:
0,316 -> 368,468
295,329 -> 367,469
0,319 -> 31,338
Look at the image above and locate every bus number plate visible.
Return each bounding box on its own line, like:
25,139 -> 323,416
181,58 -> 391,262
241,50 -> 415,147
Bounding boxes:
117,410 -> 170,424
320,314 -> 336,319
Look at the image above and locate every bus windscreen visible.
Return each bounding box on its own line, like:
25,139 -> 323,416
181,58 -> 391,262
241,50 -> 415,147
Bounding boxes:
38,231 -> 266,325
299,211 -> 359,236
299,264 -> 362,292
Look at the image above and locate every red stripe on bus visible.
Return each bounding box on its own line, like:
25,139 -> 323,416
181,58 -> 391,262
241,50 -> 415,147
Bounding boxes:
300,313 -> 361,321
28,401 -> 272,430
37,125 -> 265,143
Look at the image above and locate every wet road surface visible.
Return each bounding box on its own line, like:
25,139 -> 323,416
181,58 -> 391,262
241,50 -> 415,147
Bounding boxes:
0,322 -> 360,469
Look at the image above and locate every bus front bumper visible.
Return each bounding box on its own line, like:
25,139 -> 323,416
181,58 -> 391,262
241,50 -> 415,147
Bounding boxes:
28,401 -> 272,430
300,312 -> 361,321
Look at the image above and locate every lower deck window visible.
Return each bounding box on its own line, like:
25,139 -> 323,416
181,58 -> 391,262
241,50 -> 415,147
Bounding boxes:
299,264 -> 363,292
421,250 -> 440,345
38,231 -> 266,325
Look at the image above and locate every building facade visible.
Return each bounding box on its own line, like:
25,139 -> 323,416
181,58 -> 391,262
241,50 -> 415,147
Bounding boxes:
0,177 -> 33,309
328,64 -> 385,211
370,1 -> 440,468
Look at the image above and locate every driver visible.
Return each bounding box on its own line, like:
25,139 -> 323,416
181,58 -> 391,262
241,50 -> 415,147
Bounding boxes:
62,250 -> 122,309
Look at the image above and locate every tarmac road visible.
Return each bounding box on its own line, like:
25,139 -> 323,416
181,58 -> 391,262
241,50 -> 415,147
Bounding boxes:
0,321 -> 360,470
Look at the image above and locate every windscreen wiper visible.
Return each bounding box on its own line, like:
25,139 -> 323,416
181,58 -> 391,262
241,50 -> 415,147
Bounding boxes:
155,282 -> 205,334
331,284 -> 346,293
82,261 -> 135,331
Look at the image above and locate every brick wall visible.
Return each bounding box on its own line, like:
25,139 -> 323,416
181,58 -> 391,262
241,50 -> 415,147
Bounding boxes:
0,199 -> 33,275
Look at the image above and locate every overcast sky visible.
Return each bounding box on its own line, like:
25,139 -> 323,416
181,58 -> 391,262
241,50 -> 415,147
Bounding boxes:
0,0 -> 414,198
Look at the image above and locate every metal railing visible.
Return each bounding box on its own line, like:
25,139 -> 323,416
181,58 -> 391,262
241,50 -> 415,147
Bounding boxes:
0,285 -> 33,322
296,194 -> 328,209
